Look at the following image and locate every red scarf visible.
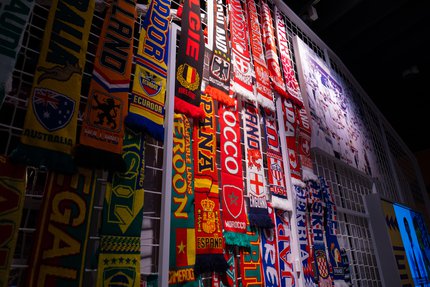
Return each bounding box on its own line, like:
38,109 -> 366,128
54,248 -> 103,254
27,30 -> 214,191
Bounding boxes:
298,107 -> 317,181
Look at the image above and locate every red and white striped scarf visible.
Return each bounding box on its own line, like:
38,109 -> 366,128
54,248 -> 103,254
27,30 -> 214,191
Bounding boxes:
297,107 -> 317,181
245,0 -> 274,110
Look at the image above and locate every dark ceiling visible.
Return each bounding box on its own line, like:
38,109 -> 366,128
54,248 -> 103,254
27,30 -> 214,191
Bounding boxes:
285,0 -> 430,153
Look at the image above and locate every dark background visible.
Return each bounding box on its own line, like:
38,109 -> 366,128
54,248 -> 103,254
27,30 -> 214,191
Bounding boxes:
285,0 -> 430,153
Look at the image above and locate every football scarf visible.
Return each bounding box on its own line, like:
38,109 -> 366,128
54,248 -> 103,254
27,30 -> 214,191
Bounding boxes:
193,94 -> 228,275
308,180 -> 332,287
260,0 -> 288,100
228,0 -> 254,101
295,185 -> 315,286
218,101 -> 249,247
204,0 -> 233,106
11,0 -> 94,174
243,100 -> 273,228
26,168 -> 97,287
211,246 -> 238,287
174,0 -> 205,119
127,0 -> 171,142
274,6 -> 303,107
320,177 -> 344,281
0,156 -> 26,286
262,108 -> 289,210
96,128 -> 145,287
77,0 -> 136,172
275,209 -> 295,287
169,114 -> 198,286
245,0 -> 274,111
240,225 -> 264,287
260,203 -> 281,287
0,0 -> 35,108
298,108 -> 317,181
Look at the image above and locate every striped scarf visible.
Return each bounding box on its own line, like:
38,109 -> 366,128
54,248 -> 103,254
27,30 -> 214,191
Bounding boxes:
127,0 -> 171,141
275,210 -> 295,287
11,0 -> 94,173
298,108 -> 317,181
0,156 -> 26,286
240,225 -> 264,287
25,168 -> 97,287
0,0 -> 35,108
96,128 -> 145,287
77,0 -> 136,172
169,114 -> 197,286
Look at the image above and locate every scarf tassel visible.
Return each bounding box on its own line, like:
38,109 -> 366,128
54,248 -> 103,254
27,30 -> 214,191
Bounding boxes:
224,231 -> 251,248
194,254 -> 229,276
174,97 -> 205,119
204,86 -> 235,107
74,145 -> 127,172
125,114 -> 165,142
248,211 -> 275,229
10,144 -> 76,174
271,196 -> 289,211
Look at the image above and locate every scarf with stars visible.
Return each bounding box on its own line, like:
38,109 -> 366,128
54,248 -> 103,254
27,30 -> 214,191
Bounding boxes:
96,128 -> 145,287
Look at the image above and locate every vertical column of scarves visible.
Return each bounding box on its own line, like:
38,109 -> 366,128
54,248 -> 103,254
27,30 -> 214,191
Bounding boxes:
0,156 -> 26,286
240,225 -> 264,287
76,0 -> 135,172
273,6 -> 303,107
295,185 -> 316,287
0,0 -> 35,108
244,0 -> 274,111
10,0 -> 94,174
96,128 -> 145,287
211,246 -> 238,287
193,94 -> 228,275
204,0 -> 234,106
260,0 -> 289,100
260,203 -> 281,287
174,0 -> 205,119
262,107 -> 289,210
275,210 -> 295,287
169,114 -> 197,287
219,101 -> 249,247
320,177 -> 345,281
227,0 -> 254,102
298,108 -> 318,181
25,168 -> 96,287
127,0 -> 171,142
242,100 -> 274,228
308,180 -> 332,287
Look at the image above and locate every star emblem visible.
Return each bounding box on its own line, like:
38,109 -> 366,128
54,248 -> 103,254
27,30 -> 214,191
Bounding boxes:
177,241 -> 186,253
228,192 -> 238,206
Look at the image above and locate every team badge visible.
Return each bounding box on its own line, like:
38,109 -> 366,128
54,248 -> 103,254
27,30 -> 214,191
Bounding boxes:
211,55 -> 230,82
139,70 -> 162,96
88,91 -> 122,132
103,267 -> 136,286
223,185 -> 243,219
315,249 -> 330,279
177,63 -> 200,91
201,198 -> 216,233
33,88 -> 75,132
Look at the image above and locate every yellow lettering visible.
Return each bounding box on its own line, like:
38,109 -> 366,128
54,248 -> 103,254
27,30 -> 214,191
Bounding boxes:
174,195 -> 188,218
42,224 -> 80,259
50,191 -> 86,226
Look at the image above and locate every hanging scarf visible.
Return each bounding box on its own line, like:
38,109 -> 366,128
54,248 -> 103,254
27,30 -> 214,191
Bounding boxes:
320,177 -> 344,281
0,156 -> 26,286
77,0 -> 136,172
308,180 -> 332,287
243,100 -> 273,228
169,114 -> 198,286
245,0 -> 274,110
228,0 -> 254,101
127,0 -> 171,142
240,225 -> 264,287
295,185 -> 315,286
218,101 -> 249,247
260,203 -> 281,287
0,0 -> 35,108
193,93 -> 228,275
274,6 -> 303,107
211,246 -> 237,287
25,168 -> 97,287
297,108 -> 318,181
96,128 -> 145,287
10,0 -> 94,174
275,209 -> 295,287
260,0 -> 288,99
262,108 -> 289,210
174,0 -> 205,119
204,0 -> 233,106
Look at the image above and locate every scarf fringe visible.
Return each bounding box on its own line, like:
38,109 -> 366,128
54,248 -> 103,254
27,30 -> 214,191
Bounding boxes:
271,195 -> 289,211
232,83 -> 255,103
194,254 -> 229,276
175,97 -> 205,119
74,145 -> 127,172
258,96 -> 276,112
248,211 -> 275,228
205,86 -> 235,107
125,114 -> 164,142
286,91 -> 304,108
224,231 -> 251,248
302,168 -> 318,181
10,143 -> 76,174
291,177 -> 306,187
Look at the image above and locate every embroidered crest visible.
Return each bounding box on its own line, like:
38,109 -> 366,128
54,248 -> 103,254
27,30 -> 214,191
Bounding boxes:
211,55 -> 230,82
247,149 -> 262,170
33,88 -> 75,132
201,198 -> 217,233
223,184 -> 243,219
177,63 -> 200,91
88,92 -> 122,131
139,70 -> 162,96
316,249 -> 329,279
